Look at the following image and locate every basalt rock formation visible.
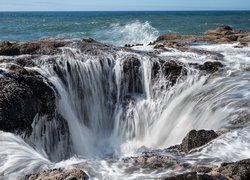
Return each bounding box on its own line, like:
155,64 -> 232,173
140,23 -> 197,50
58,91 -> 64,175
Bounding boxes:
24,168 -> 89,180
128,129 -> 249,179
175,129 -> 219,153
164,159 -> 250,180
0,38 -> 224,137
154,25 -> 250,48
0,64 -> 56,135
1,27 -> 242,179
0,40 -> 69,56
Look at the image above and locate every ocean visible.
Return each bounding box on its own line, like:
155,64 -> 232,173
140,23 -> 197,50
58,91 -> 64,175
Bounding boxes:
1,11 -> 250,45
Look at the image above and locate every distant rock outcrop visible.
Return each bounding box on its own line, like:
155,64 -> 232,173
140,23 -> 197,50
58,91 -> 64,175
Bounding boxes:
154,25 -> 250,48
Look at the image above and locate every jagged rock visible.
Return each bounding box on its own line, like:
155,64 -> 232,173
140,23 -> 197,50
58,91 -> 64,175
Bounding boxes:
186,48 -> 224,60
0,40 -> 69,56
0,55 -> 37,67
199,61 -> 224,73
190,61 -> 224,73
154,43 -> 165,49
124,153 -> 181,169
233,42 -> 248,48
24,168 -> 89,180
164,172 -> 199,180
152,60 -> 186,85
122,56 -> 143,94
238,35 -> 250,43
124,44 -> 134,47
0,65 -> 56,135
81,38 -> 97,43
164,171 -> 222,180
155,25 -> 250,49
156,34 -> 195,42
217,159 -> 250,180
164,159 -> 250,180
216,25 -> 233,32
177,129 -> 218,153
206,25 -> 233,36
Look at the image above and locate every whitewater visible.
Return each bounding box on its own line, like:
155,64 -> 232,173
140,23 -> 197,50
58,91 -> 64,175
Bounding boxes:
0,21 -> 250,179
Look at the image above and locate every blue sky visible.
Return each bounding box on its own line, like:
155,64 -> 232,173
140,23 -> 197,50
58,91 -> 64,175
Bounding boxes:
0,0 -> 249,11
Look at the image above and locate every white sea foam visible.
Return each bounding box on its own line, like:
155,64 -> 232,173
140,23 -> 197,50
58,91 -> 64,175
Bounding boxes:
106,21 -> 159,46
0,131 -> 52,179
185,127 -> 250,165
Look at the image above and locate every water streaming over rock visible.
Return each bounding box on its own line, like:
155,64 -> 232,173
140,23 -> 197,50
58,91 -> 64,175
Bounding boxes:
0,41 -> 250,179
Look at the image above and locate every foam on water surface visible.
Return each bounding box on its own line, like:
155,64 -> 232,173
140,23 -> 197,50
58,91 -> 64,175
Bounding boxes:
0,43 -> 250,179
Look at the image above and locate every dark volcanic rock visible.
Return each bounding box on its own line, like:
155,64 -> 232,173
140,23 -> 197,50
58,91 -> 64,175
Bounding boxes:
186,48 -> 224,61
190,61 -> 224,73
152,60 -> 186,85
239,35 -> 250,43
156,34 -> 196,43
155,25 -> 250,48
164,172 -> 199,180
233,42 -> 249,48
122,56 -> 143,94
216,25 -> 233,32
199,61 -> 224,73
124,153 -> 181,170
217,159 -> 250,180
0,65 -> 56,135
164,159 -> 250,180
177,129 -> 218,153
164,171 -> 221,180
0,40 -> 69,56
24,168 -> 89,180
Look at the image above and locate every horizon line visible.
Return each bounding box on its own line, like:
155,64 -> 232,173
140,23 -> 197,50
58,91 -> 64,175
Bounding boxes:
1,9 -> 250,12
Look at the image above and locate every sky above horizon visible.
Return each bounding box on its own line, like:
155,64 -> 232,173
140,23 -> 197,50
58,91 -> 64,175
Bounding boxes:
0,0 -> 249,11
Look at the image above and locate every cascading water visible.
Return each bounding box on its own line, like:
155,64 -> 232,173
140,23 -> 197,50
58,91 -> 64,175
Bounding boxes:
0,41 -> 250,179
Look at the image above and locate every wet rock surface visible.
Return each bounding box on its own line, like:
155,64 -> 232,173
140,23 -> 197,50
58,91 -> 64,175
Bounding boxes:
124,152 -> 181,169
127,129 -> 249,179
122,56 -> 143,94
123,129 -> 249,179
186,48 -> 224,60
164,159 -> 250,180
0,28 -> 249,179
152,60 -> 187,85
0,40 -> 70,56
189,61 -> 224,73
0,64 -> 56,135
176,129 -> 219,153
23,168 -> 89,180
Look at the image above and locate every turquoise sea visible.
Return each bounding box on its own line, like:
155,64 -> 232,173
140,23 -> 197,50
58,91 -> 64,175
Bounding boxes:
1,11 -> 250,45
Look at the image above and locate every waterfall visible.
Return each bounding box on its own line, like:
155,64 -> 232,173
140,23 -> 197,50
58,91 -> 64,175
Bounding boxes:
1,41 -> 250,178
26,43 -> 248,160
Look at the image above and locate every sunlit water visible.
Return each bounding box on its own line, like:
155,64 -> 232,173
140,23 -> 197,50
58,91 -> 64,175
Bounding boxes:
1,11 -> 250,46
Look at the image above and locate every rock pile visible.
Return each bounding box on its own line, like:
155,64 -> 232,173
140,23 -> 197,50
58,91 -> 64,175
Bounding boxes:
154,25 -> 250,48
23,168 -> 89,180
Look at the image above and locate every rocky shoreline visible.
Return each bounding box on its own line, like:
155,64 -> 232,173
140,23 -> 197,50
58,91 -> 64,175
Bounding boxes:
0,26 -> 250,179
24,129 -> 250,180
153,25 -> 250,48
